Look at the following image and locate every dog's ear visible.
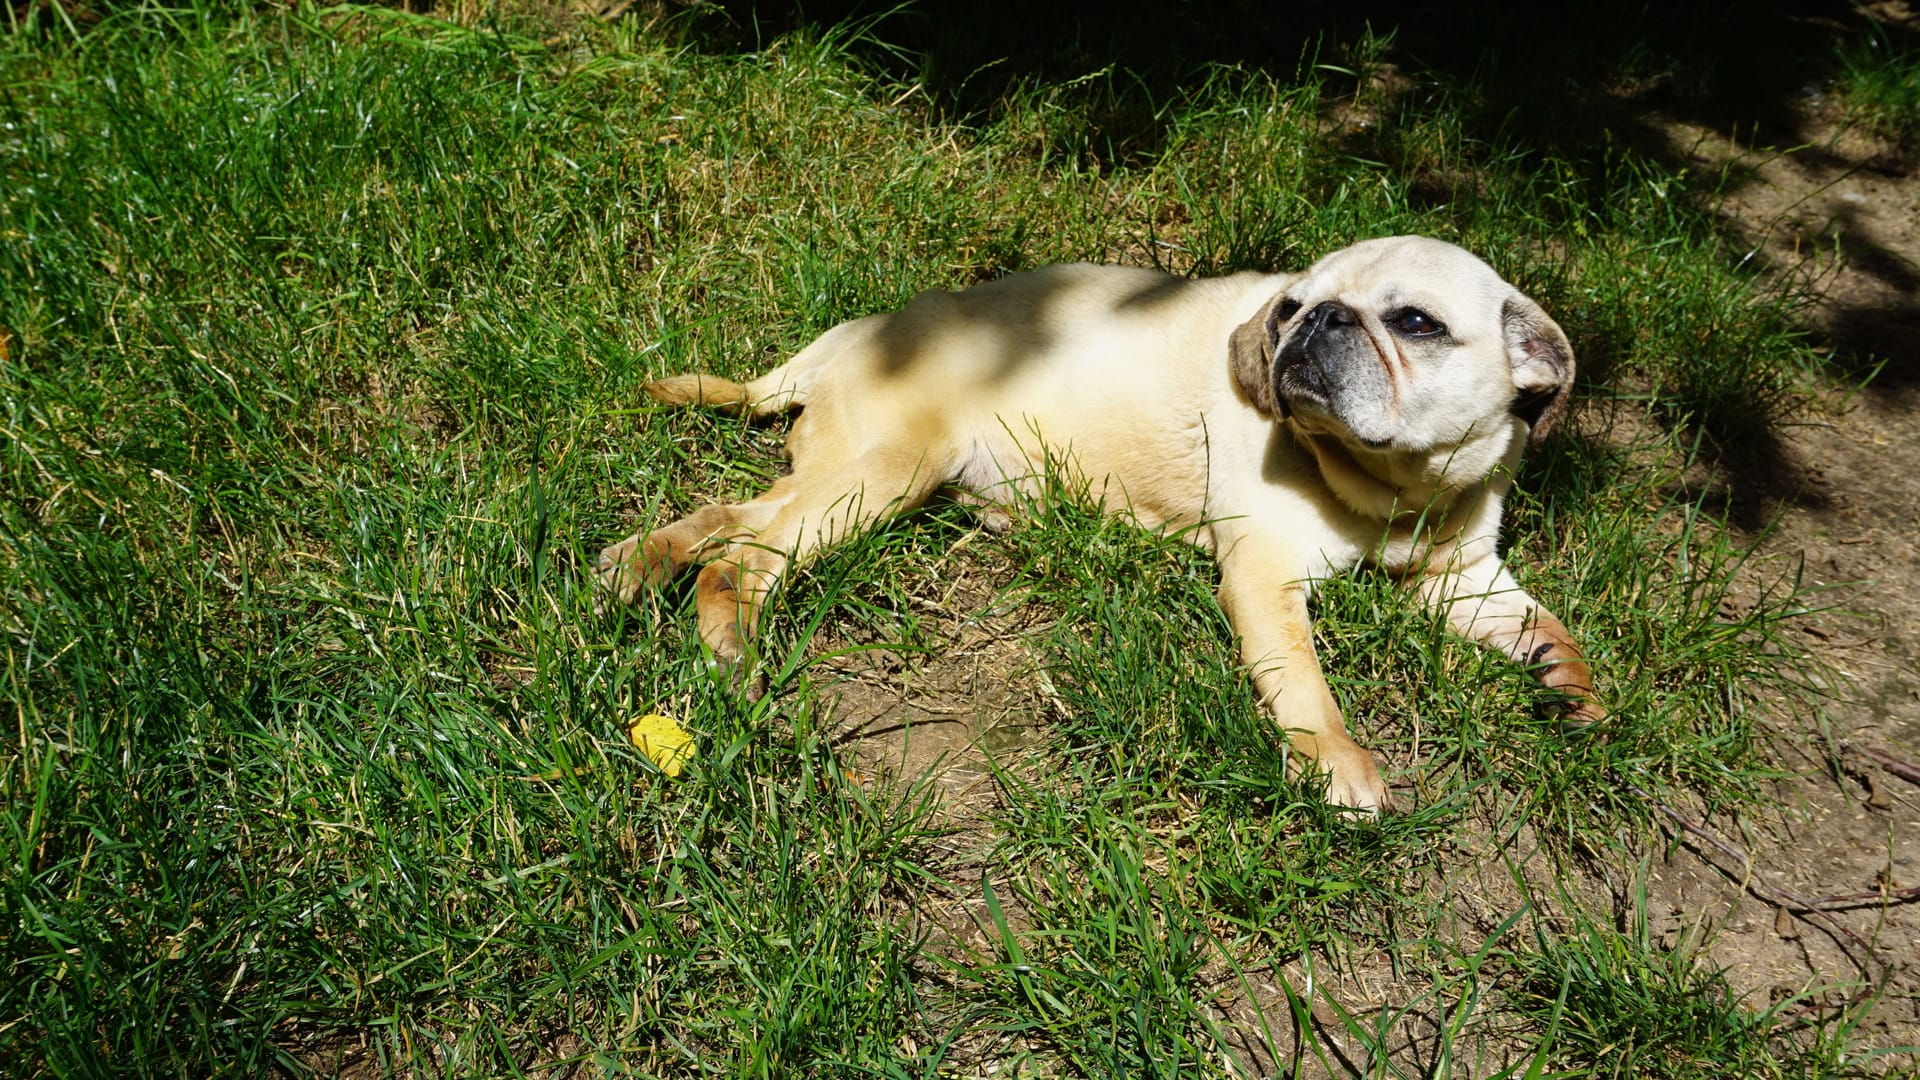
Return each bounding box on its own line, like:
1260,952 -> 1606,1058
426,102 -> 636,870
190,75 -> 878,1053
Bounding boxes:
1503,292 -> 1576,446
1229,290 -> 1293,416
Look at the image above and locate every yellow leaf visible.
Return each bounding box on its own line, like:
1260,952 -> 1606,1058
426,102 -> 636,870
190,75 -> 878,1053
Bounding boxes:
627,713 -> 695,778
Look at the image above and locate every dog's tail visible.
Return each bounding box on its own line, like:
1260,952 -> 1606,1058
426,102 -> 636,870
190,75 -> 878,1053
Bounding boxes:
644,374 -> 755,410
643,372 -> 809,420
644,316 -> 862,419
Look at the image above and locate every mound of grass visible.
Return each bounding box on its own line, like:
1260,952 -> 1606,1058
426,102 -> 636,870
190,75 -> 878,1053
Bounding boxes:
0,3 -> 1883,1075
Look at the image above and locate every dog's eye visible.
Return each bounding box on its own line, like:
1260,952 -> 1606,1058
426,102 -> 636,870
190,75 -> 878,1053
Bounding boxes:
1276,298 -> 1303,322
1389,308 -> 1445,337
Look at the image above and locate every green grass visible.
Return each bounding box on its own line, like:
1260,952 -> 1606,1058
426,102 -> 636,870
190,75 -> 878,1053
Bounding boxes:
0,3 -> 1901,1076
1834,20 -> 1920,151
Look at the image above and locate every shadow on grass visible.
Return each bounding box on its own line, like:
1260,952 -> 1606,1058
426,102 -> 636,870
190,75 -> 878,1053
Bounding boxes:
690,1 -> 1915,167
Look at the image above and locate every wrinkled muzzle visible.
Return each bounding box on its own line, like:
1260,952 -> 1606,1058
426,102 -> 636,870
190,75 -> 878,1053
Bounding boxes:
1273,300 -> 1395,447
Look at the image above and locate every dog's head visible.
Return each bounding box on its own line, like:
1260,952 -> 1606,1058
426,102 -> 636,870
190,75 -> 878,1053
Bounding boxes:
1232,236 -> 1574,460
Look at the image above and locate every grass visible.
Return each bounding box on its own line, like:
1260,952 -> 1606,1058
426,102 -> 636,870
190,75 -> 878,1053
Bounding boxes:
0,2 -> 1906,1076
1834,20 -> 1920,151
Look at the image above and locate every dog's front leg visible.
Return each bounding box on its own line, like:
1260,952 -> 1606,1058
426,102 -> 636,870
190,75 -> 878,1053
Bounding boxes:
1412,556 -> 1606,728
1216,537 -> 1390,812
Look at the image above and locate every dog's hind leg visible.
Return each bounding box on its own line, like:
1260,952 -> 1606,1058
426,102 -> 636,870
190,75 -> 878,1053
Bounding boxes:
693,449 -> 949,665
602,321 -> 884,603
597,492 -> 789,605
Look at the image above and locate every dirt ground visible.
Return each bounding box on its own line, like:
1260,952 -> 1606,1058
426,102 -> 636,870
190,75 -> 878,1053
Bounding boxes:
814,52 -> 1920,1072
1634,104 -> 1920,1044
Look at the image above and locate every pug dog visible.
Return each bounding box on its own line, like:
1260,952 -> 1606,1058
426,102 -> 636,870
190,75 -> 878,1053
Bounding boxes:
599,235 -> 1605,811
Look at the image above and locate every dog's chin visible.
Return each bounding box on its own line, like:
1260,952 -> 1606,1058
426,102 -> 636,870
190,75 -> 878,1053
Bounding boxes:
1279,394 -> 1396,451
1275,367 -> 1392,448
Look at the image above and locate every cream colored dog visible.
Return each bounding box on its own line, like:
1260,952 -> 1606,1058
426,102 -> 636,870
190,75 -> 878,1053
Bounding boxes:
599,236 -> 1605,811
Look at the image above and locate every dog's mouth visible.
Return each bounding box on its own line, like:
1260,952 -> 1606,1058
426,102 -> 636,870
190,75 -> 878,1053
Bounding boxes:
1287,405 -> 1394,451
1274,355 -> 1396,450
1272,308 -> 1399,450
1272,333 -> 1334,418
1273,354 -> 1329,410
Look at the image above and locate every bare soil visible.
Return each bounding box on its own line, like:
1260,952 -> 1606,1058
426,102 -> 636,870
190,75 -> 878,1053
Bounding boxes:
1640,102 -> 1920,1045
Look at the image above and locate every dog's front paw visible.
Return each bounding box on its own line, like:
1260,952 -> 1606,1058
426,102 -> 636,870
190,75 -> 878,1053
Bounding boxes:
1311,740 -> 1392,815
1528,638 -> 1605,735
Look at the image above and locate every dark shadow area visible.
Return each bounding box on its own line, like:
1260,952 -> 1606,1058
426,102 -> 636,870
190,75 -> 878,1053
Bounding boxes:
1666,441 -> 1833,534
1823,296 -> 1920,389
694,1 -> 1914,162
1796,197 -> 1920,389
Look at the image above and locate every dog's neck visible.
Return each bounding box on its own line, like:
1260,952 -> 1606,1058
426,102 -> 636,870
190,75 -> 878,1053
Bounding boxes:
1289,423 -> 1489,531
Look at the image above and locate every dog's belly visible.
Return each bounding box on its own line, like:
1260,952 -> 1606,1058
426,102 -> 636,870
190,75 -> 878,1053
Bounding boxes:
950,416 -> 1215,537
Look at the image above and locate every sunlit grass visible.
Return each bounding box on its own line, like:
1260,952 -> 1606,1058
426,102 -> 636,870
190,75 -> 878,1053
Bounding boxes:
0,3 -> 1889,1075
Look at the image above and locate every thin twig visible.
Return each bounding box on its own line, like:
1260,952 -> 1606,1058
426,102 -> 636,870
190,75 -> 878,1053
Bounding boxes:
1611,770 -> 1903,966
1801,883 -> 1920,909
1775,984 -> 1884,1027
1846,742 -> 1920,788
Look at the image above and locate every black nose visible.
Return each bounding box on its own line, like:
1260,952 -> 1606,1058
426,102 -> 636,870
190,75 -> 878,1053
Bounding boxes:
1303,300 -> 1357,333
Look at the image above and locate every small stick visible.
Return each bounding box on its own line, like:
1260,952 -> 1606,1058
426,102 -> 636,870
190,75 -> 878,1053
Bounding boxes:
1801,883 -> 1920,909
1612,770 -> 1891,965
1846,742 -> 1920,789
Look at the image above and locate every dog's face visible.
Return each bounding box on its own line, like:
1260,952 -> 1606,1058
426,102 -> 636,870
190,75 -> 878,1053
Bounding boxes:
1232,236 -> 1575,496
